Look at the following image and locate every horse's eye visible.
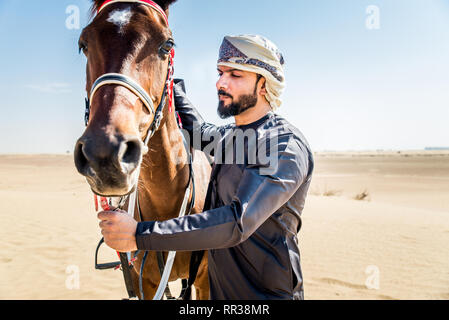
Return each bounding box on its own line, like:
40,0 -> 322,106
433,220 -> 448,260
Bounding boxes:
79,42 -> 88,55
159,39 -> 174,55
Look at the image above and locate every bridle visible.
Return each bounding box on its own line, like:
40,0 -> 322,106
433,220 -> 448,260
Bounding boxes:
82,0 -> 196,300
84,0 -> 175,145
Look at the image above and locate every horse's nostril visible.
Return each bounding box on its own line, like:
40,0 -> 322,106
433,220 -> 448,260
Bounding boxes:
74,140 -> 90,176
123,140 -> 140,163
120,139 -> 142,172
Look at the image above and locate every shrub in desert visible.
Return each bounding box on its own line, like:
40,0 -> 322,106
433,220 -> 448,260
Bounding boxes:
354,189 -> 370,201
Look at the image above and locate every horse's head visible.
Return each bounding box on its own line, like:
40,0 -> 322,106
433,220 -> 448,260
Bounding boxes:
74,0 -> 177,197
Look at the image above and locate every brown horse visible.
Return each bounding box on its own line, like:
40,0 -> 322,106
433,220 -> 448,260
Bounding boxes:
74,0 -> 211,300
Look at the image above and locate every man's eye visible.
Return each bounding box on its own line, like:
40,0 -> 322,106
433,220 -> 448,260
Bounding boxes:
232,74 -> 241,78
160,39 -> 175,55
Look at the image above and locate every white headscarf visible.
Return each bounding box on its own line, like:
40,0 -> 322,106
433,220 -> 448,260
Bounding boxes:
217,34 -> 286,109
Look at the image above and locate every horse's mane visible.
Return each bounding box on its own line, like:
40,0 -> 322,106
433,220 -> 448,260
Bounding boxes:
90,0 -> 178,17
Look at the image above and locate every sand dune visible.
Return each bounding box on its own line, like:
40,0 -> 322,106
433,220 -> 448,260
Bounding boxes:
0,152 -> 448,300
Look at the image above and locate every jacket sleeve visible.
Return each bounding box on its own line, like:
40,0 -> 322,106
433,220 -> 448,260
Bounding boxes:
173,79 -> 228,154
135,134 -> 310,251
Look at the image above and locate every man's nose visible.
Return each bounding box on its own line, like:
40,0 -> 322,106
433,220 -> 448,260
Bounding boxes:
216,75 -> 228,91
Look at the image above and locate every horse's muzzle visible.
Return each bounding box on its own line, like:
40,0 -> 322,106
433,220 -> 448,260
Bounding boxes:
74,132 -> 143,196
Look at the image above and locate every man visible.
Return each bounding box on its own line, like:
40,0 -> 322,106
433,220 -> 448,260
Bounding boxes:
98,34 -> 314,300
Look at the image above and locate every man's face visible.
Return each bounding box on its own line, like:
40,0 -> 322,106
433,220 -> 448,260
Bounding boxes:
216,65 -> 261,119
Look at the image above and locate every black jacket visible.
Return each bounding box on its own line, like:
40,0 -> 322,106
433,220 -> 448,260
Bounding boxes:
136,80 -> 314,300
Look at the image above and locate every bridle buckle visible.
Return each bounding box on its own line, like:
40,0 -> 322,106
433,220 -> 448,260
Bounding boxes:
84,98 -> 90,127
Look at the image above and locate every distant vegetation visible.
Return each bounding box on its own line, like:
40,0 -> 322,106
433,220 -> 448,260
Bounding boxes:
354,190 -> 370,201
425,147 -> 449,150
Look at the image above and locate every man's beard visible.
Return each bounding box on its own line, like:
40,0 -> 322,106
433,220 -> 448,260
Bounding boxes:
217,86 -> 258,119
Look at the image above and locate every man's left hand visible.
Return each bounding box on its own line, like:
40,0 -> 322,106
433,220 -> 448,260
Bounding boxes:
98,209 -> 138,252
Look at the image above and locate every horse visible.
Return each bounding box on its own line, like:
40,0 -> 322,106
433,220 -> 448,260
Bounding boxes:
74,0 -> 211,300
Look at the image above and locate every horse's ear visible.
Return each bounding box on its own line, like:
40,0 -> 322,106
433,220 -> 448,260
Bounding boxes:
153,0 -> 178,15
90,0 -> 104,17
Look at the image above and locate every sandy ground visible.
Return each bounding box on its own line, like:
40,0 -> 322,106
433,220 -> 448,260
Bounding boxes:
0,151 -> 448,300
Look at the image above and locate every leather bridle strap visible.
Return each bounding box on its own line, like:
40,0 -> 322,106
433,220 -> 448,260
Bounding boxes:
89,73 -> 155,115
84,47 -> 174,146
84,73 -> 163,148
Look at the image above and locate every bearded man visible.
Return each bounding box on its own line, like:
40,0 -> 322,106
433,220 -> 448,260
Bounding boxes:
98,34 -> 314,300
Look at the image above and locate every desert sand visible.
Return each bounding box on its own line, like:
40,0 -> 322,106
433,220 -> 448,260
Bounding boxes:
0,151 -> 448,300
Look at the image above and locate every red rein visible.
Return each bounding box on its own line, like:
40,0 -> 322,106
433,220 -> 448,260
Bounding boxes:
94,195 -> 111,211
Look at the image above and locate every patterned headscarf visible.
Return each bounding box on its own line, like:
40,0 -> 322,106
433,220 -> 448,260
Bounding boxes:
217,34 -> 285,109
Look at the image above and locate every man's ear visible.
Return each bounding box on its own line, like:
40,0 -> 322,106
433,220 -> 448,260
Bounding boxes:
258,77 -> 268,97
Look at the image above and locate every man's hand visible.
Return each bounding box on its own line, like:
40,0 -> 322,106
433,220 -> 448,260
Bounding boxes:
98,209 -> 138,252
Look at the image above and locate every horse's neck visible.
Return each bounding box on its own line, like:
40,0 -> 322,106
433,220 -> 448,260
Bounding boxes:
137,109 -> 191,221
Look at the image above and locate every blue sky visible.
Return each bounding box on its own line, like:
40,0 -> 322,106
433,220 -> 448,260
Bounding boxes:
0,0 -> 448,153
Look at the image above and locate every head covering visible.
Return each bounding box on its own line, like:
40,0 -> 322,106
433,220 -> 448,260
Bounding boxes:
217,34 -> 285,109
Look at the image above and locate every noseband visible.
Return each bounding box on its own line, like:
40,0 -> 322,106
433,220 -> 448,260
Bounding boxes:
84,0 -> 175,146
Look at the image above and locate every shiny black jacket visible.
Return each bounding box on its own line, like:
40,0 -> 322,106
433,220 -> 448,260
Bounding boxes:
136,79 -> 314,300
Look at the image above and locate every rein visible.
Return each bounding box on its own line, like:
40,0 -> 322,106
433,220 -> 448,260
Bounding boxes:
83,0 -> 195,300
